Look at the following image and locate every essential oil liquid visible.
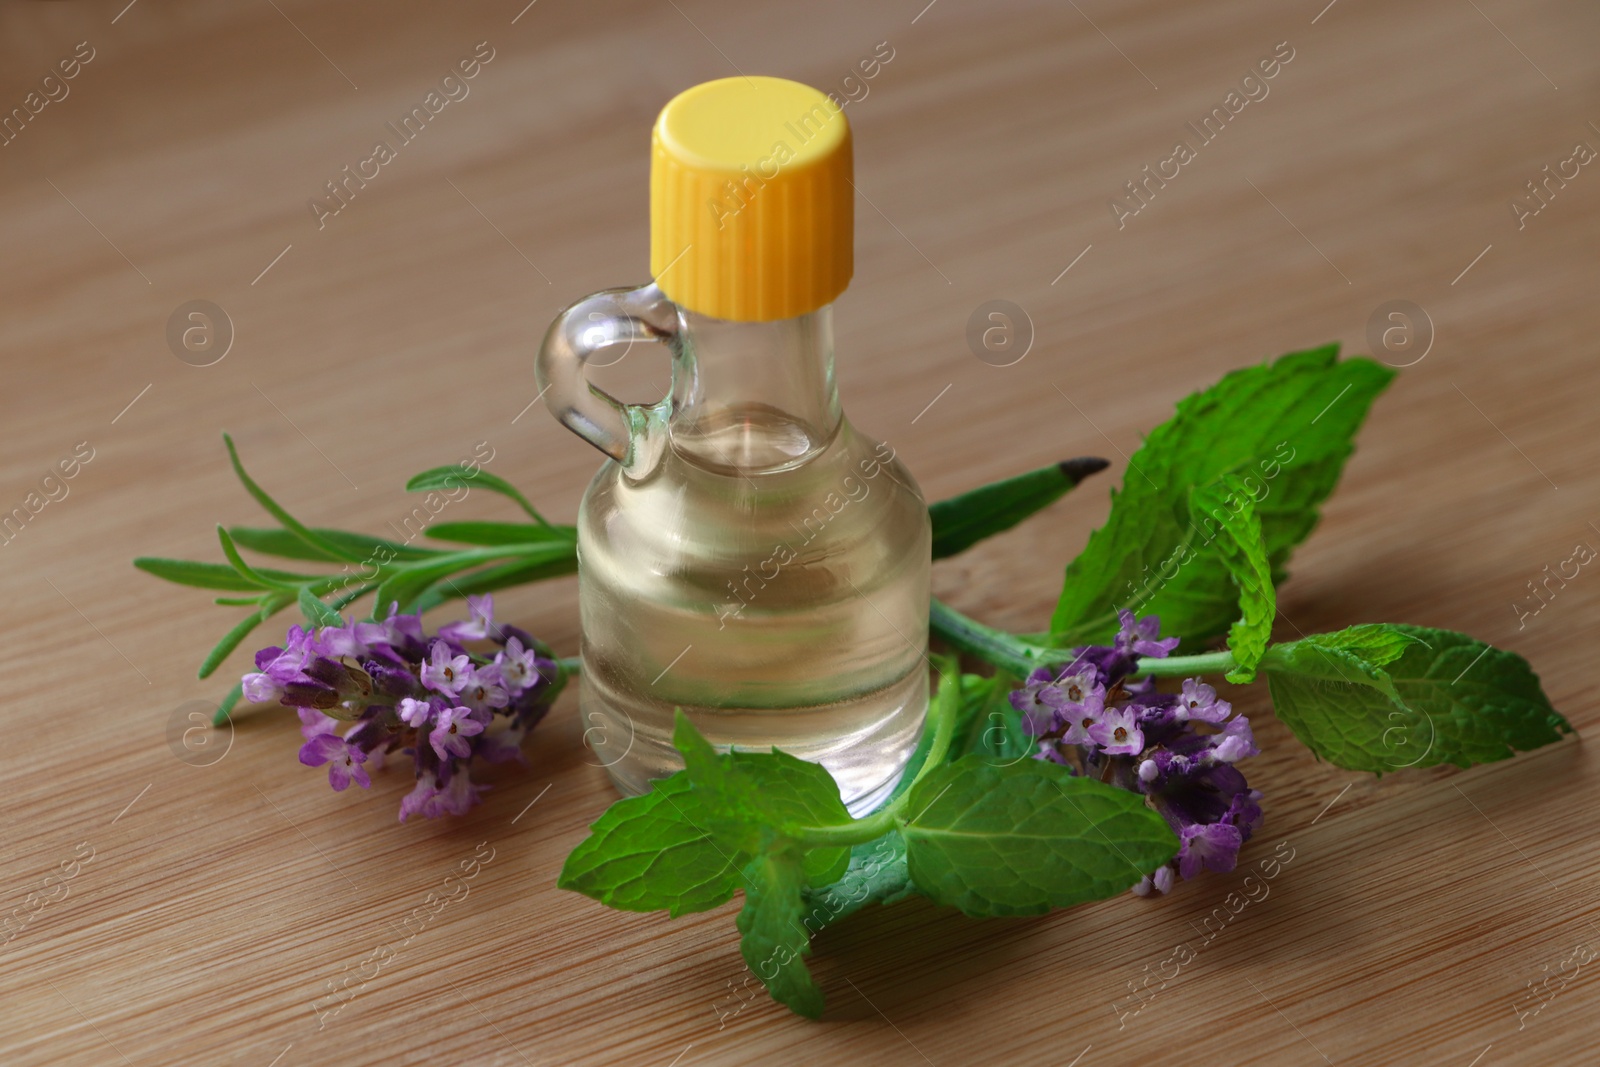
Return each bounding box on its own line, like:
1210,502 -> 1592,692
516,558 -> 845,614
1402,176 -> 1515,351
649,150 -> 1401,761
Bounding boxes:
576,409 -> 930,815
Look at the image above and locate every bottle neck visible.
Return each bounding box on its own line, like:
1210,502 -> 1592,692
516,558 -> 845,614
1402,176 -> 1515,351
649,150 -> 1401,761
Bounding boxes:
669,305 -> 843,474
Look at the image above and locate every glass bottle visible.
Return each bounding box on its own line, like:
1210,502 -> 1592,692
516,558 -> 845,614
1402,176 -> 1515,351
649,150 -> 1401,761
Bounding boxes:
535,76 -> 930,814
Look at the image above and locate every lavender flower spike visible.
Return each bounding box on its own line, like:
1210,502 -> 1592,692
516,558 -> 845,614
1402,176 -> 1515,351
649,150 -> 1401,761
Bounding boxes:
245,600 -> 564,821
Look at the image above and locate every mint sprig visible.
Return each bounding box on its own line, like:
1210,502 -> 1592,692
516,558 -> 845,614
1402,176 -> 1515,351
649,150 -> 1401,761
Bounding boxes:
141,341 -> 1575,1024
560,663 -> 1179,1015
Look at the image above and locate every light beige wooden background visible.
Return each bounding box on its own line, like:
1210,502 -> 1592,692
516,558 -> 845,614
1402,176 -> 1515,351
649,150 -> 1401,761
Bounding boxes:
2,0 -> 1597,1063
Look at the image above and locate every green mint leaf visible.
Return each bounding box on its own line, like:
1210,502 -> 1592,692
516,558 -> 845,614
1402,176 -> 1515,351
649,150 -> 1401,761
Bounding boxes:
672,711 -> 852,883
223,434 -> 366,564
930,457 -> 1107,560
1050,345 -> 1394,648
898,756 -> 1178,917
1260,623 -> 1414,704
297,586 -> 344,629
957,673 -> 1035,763
425,521 -> 577,547
737,845 -> 824,1019
406,466 -> 548,525
1262,624 -> 1572,772
228,525 -> 443,563
803,831 -> 913,923
1188,474 -> 1275,683
1291,622 -> 1417,669
557,774 -> 745,917
134,557 -> 313,592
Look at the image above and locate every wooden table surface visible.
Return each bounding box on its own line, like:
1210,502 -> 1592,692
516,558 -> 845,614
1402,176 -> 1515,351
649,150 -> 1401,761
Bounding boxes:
3,0 -> 1597,1063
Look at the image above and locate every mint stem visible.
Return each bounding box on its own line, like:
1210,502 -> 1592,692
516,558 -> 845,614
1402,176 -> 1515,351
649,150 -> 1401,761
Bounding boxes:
930,596 -> 1238,681
1134,650 -> 1235,677
793,662 -> 960,847
929,597 -> 1064,677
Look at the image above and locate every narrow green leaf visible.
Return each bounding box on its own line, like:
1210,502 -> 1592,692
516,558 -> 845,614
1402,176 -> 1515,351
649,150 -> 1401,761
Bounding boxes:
557,774 -> 744,917
298,587 -> 344,629
407,466 -> 548,525
425,521 -> 577,547
1188,474 -> 1275,683
898,756 -> 1178,917
1051,345 -> 1394,648
1262,624 -> 1572,772
217,526 -> 295,591
737,845 -> 824,1019
229,525 -> 443,563
372,543 -> 574,615
222,434 -> 365,563
329,582 -> 377,611
135,557 -> 311,592
409,552 -> 579,614
224,526 -> 341,562
213,681 -> 244,726
199,606 -> 272,680
930,457 -> 1108,560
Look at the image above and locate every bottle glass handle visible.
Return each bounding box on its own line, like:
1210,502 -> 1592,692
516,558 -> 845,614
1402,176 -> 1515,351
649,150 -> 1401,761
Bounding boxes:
535,283 -> 679,478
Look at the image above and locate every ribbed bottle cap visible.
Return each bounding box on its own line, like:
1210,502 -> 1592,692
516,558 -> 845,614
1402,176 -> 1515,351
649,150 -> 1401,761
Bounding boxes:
650,76 -> 853,323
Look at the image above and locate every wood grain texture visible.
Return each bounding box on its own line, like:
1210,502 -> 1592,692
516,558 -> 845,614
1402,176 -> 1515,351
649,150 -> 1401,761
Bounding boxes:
2,0 -> 1597,1063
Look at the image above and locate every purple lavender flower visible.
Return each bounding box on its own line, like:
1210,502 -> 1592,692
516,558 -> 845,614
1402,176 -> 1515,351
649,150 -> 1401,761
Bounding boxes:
1058,691 -> 1107,749
245,594 -> 563,821
299,733 -> 371,791
435,766 -> 488,816
1089,704 -> 1143,755
1177,678 -> 1230,723
1176,821 -> 1244,879
298,708 -> 337,740
1210,716 -> 1259,763
495,635 -> 539,690
1009,613 -> 1263,896
397,696 -> 434,728
457,668 -> 510,713
438,594 -> 495,643
1116,610 -> 1181,660
421,640 -> 472,697
399,771 -> 440,822
430,706 -> 487,760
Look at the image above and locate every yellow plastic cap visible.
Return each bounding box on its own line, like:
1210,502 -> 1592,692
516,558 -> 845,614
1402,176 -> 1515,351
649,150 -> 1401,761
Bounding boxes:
651,76 -> 853,323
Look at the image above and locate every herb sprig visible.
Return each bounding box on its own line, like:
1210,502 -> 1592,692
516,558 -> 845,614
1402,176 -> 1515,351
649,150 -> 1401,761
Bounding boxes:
138,342 -> 1572,1020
